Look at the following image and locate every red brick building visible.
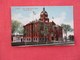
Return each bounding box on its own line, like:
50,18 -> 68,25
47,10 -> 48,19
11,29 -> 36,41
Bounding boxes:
23,8 -> 63,42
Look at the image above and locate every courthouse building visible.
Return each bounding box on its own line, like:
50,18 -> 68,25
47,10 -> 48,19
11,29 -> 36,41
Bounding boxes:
23,8 -> 63,42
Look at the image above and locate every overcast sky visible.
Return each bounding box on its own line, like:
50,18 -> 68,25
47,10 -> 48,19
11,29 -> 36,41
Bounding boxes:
11,6 -> 73,29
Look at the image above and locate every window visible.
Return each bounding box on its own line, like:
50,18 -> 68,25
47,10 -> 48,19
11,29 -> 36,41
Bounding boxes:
36,33 -> 37,36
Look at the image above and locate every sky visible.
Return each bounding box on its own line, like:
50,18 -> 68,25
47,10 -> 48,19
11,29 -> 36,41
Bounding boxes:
11,6 -> 74,36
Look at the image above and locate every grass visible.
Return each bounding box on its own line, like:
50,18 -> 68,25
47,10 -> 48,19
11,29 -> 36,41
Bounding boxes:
12,41 -> 74,46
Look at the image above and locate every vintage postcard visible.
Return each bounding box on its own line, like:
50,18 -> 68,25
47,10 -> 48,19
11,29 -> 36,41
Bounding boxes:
11,6 -> 74,46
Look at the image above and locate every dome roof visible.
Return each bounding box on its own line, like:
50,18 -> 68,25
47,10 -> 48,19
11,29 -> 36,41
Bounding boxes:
41,10 -> 47,13
40,8 -> 48,16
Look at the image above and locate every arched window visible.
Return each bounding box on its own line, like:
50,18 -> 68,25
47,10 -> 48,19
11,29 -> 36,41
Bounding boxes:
51,33 -> 54,37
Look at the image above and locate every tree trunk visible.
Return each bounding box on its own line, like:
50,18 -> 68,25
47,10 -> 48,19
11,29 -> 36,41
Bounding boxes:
66,32 -> 67,39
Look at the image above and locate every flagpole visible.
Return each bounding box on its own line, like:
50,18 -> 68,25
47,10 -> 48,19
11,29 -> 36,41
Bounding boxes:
52,17 -> 54,20
33,11 -> 36,21
33,11 -> 34,20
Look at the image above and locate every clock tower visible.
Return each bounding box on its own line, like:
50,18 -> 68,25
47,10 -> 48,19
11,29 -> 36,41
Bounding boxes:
39,8 -> 49,22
